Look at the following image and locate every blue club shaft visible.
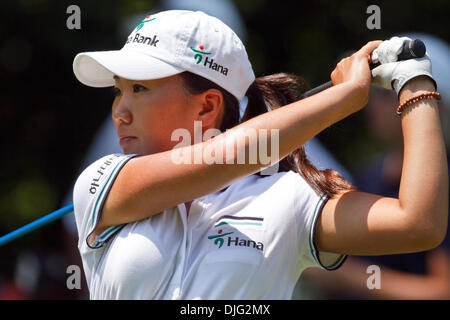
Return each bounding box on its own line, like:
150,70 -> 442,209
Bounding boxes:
0,203 -> 74,247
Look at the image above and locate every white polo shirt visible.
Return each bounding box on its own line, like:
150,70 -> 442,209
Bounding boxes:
73,154 -> 347,300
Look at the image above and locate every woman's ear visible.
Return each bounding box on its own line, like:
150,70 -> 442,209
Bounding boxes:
196,88 -> 224,129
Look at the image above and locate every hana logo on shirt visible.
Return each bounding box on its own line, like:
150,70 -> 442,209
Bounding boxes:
207,216 -> 264,250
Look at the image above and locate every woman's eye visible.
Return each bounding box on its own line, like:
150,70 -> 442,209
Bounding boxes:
112,87 -> 121,97
133,84 -> 147,93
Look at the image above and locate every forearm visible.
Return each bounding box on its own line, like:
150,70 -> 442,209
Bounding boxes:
227,81 -> 363,162
398,77 -> 449,246
103,82 -> 363,226
306,256 -> 450,300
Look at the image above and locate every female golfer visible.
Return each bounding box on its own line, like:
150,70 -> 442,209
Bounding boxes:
72,10 -> 448,299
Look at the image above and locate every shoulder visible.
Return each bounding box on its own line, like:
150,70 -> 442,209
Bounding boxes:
225,170 -> 321,200
73,154 -> 134,199
214,171 -> 302,200
238,170 -> 314,190
260,170 -> 322,203
72,153 -> 136,246
213,170 -> 322,214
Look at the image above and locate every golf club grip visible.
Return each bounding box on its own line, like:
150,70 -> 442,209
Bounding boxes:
298,39 -> 426,99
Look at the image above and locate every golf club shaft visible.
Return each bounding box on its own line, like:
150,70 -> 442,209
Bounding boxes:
0,203 -> 74,247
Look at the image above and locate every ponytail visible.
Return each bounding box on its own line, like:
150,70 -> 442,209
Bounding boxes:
242,73 -> 356,198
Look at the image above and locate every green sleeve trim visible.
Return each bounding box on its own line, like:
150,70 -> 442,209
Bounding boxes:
86,154 -> 136,249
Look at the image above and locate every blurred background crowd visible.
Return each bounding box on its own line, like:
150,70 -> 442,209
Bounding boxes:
0,0 -> 449,299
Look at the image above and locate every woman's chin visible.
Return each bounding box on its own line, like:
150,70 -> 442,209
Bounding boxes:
121,145 -> 139,155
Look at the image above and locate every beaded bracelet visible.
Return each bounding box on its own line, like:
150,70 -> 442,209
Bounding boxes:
396,91 -> 441,116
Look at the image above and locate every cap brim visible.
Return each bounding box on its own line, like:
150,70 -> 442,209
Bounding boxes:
73,50 -> 185,87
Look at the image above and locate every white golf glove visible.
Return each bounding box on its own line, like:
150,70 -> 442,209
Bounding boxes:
371,36 -> 435,95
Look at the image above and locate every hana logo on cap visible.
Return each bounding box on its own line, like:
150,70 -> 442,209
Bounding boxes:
190,45 -> 229,76
135,15 -> 156,32
190,45 -> 211,64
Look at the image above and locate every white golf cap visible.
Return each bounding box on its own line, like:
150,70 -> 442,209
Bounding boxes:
73,10 -> 255,101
